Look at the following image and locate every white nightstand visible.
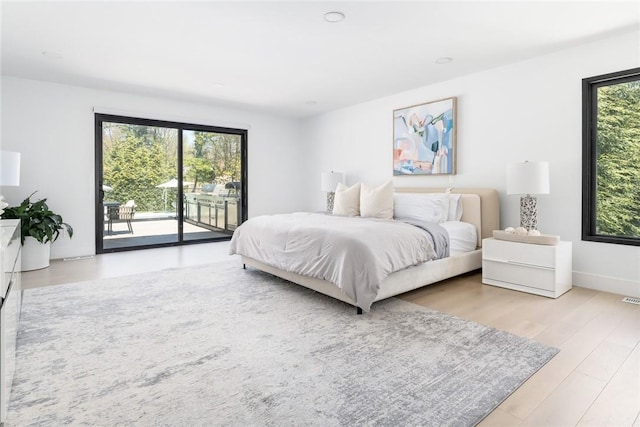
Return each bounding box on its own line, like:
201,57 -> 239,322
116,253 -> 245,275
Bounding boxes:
482,237 -> 572,298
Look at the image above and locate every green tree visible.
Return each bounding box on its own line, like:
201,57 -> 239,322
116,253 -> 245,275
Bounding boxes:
184,133 -> 215,191
595,81 -> 640,237
184,132 -> 241,189
103,125 -> 175,211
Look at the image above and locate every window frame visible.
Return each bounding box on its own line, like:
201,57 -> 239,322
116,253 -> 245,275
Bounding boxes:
582,67 -> 640,247
94,113 -> 248,253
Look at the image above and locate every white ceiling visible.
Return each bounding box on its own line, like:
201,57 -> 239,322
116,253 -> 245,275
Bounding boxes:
2,1 -> 639,118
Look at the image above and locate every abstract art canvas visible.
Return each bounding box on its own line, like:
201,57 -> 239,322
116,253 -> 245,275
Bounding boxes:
393,97 -> 457,175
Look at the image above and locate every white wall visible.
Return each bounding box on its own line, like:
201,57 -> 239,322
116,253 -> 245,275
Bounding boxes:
300,29 -> 640,296
1,77 -> 306,259
2,30 -> 638,296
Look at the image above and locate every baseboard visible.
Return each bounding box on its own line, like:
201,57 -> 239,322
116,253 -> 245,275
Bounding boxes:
51,246 -> 96,261
573,271 -> 640,298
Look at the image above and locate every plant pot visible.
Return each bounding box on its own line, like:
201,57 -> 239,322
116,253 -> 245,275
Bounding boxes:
21,236 -> 51,271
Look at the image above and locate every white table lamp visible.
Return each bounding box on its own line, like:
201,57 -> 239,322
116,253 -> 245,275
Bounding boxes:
507,161 -> 549,231
320,171 -> 344,212
0,151 -> 21,216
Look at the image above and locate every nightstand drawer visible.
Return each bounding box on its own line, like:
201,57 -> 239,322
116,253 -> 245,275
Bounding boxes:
483,260 -> 555,292
483,239 -> 556,268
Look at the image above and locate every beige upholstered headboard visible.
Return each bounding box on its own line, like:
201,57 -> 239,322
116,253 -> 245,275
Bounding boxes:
394,188 -> 500,248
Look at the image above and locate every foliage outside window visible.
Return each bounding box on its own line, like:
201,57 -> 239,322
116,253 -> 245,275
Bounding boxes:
582,67 -> 640,246
103,123 -> 177,212
95,114 -> 247,254
102,123 -> 243,213
183,131 -> 242,193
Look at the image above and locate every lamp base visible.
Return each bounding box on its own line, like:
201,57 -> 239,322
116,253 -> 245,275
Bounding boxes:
326,192 -> 335,213
519,194 -> 538,230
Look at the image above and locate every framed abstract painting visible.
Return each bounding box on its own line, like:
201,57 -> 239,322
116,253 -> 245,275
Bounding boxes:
393,97 -> 457,175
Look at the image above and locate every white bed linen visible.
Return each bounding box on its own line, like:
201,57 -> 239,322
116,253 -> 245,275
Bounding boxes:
229,212 -> 440,311
440,221 -> 478,255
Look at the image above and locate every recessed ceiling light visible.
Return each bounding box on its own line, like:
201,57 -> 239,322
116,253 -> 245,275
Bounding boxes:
304,100 -> 318,106
324,11 -> 345,23
211,82 -> 225,87
42,51 -> 63,60
435,57 -> 453,64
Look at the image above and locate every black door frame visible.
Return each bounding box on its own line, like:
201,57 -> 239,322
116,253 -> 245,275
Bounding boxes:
94,113 -> 248,254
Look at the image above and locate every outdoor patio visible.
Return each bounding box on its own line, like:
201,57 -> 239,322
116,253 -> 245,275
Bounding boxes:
101,180 -> 241,251
103,213 -> 231,250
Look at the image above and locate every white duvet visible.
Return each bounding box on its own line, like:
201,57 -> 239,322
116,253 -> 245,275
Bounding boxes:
229,212 -> 440,311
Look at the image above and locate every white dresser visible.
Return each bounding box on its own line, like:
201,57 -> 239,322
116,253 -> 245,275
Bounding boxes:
0,219 -> 21,424
482,237 -> 572,298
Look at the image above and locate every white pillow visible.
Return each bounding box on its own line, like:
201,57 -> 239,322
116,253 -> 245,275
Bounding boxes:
440,221 -> 477,253
397,192 -> 463,221
415,193 -> 459,221
360,181 -> 393,219
333,182 -> 361,216
447,193 -> 463,221
393,193 -> 449,223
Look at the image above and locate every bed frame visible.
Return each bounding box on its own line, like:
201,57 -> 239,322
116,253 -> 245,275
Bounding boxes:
241,188 -> 500,313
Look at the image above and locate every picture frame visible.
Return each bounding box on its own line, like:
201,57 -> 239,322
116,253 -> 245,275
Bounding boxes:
393,97 -> 457,175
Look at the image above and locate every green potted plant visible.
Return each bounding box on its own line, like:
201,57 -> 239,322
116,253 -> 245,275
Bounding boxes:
1,192 -> 73,271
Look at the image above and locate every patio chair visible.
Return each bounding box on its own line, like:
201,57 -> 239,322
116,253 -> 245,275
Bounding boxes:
107,201 -> 135,235
118,205 -> 135,234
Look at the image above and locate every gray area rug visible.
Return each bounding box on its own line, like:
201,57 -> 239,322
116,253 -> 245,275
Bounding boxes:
7,261 -> 558,426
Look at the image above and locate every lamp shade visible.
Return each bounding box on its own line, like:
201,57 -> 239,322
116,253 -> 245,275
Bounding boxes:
507,161 -> 549,195
0,151 -> 21,187
320,171 -> 344,192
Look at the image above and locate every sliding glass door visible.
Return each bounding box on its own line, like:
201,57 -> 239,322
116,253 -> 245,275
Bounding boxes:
182,129 -> 243,242
95,114 -> 247,253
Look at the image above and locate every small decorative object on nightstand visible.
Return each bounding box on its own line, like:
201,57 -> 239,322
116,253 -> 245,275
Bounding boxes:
320,171 -> 344,212
482,237 -> 572,298
493,229 -> 560,245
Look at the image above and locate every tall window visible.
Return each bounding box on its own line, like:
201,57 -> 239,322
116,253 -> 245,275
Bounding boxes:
582,67 -> 640,246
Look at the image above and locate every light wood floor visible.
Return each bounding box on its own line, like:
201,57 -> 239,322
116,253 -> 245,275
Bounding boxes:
22,242 -> 640,426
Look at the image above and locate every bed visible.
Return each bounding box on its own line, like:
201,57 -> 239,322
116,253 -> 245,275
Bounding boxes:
231,188 -> 499,313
